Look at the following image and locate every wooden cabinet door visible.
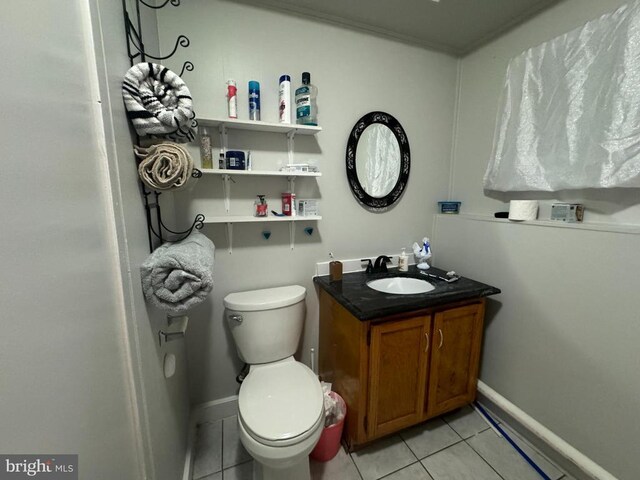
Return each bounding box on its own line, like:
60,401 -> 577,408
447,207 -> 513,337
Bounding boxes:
368,316 -> 430,438
426,302 -> 484,418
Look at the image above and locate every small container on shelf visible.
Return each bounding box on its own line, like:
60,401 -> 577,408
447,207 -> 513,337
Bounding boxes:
199,127 -> 213,169
226,80 -> 237,119
438,201 -> 461,214
225,150 -> 246,170
281,192 -> 296,216
550,203 -> 584,222
278,74 -> 291,124
297,199 -> 319,217
279,163 -> 319,173
248,80 -> 260,121
254,195 -> 268,217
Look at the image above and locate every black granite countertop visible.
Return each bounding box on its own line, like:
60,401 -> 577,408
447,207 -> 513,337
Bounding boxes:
313,265 -> 501,321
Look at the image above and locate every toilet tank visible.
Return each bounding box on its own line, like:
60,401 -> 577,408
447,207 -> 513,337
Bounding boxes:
224,285 -> 306,364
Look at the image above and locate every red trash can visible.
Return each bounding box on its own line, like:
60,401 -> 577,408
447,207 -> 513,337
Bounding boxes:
310,392 -> 347,462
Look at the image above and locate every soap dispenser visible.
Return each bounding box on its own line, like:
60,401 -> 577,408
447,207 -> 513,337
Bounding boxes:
398,248 -> 408,272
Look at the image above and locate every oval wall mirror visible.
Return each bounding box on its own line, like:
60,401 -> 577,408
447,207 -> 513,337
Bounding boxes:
346,112 -> 410,210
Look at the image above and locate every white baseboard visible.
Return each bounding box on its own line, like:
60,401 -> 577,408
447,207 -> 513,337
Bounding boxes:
477,381 -> 618,480
191,395 -> 239,424
182,396 -> 240,480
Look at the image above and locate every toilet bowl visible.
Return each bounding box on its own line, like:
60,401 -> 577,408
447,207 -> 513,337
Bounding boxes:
224,285 -> 324,480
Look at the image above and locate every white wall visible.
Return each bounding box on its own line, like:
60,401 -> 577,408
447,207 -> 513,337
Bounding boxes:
0,1 -> 190,479
439,1 -> 640,478
90,0 -> 190,479
157,0 -> 459,404
0,1 -> 141,478
451,0 -> 639,224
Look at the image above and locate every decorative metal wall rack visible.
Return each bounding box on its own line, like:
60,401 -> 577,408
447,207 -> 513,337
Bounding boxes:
122,0 -> 204,252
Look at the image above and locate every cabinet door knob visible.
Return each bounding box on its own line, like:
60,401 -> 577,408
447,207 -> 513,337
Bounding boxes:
424,332 -> 430,352
438,328 -> 444,349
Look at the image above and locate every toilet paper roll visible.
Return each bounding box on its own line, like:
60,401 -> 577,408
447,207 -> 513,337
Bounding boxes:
508,200 -> 538,221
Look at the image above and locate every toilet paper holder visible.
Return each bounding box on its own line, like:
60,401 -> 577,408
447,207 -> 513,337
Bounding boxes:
158,315 -> 189,346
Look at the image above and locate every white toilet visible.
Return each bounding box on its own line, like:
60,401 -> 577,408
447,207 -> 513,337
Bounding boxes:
224,285 -> 324,480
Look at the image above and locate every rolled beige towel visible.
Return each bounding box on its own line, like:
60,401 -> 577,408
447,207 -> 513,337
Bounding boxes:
135,142 -> 194,191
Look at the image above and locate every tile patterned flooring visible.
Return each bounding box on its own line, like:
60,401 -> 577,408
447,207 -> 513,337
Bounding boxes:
192,405 -> 577,480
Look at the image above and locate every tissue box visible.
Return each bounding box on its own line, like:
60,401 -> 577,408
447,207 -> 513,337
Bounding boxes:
297,199 -> 319,217
550,203 -> 584,222
438,201 -> 461,214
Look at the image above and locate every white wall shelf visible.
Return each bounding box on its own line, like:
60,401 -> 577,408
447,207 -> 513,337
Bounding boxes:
205,215 -> 321,254
198,117 -> 321,165
437,213 -> 640,235
196,121 -> 322,253
197,117 -> 322,135
201,169 -> 321,178
204,215 -> 322,224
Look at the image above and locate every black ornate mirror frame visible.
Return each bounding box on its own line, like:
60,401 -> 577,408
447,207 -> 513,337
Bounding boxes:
346,111 -> 410,210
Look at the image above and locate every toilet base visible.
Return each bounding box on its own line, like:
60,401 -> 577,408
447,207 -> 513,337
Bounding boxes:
238,413 -> 323,480
252,458 -> 311,480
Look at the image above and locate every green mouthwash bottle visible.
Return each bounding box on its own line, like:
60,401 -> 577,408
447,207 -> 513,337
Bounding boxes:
295,72 -> 318,126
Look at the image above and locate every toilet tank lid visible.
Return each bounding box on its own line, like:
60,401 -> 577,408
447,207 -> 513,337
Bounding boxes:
223,285 -> 306,311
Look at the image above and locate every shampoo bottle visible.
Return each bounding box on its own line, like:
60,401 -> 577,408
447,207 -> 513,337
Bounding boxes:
295,72 -> 317,125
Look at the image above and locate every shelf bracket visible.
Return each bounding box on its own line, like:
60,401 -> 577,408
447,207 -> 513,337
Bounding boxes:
225,222 -> 233,254
287,130 -> 296,166
289,221 -> 295,250
219,124 -> 228,155
222,174 -> 232,213
287,176 -> 296,195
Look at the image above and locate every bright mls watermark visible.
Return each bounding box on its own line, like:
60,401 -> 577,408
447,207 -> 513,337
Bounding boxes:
0,456 -> 77,479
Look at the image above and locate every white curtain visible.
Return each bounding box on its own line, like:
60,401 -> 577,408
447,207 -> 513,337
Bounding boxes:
484,1 -> 640,192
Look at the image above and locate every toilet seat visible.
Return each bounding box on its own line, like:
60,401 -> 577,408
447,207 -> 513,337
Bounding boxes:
239,358 -> 324,447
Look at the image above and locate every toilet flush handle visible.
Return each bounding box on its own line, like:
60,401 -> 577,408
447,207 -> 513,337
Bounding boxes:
229,313 -> 243,323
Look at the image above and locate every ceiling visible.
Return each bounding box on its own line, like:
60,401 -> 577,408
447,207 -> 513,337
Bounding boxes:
230,0 -> 562,56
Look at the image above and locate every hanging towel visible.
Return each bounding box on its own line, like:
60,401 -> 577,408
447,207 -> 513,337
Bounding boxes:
141,232 -> 215,315
123,62 -> 195,143
135,142 -> 194,191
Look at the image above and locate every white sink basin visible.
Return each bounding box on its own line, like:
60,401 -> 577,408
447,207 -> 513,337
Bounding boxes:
367,277 -> 436,295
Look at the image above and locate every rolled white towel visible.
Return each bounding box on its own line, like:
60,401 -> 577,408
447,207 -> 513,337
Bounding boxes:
141,232 -> 215,315
135,142 -> 194,191
122,62 -> 195,143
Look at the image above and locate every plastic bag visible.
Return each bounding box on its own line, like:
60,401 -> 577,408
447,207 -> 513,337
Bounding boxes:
321,382 -> 346,427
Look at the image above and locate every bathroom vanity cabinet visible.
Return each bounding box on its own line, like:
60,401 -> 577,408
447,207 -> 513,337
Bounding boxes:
314,267 -> 499,450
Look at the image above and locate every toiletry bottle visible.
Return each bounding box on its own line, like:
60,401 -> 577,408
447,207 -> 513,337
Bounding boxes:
226,80 -> 237,119
254,195 -> 268,217
199,127 -> 213,169
398,248 -> 408,272
218,149 -> 225,169
281,192 -> 296,216
248,80 -> 260,121
295,72 -> 317,125
278,74 -> 291,124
